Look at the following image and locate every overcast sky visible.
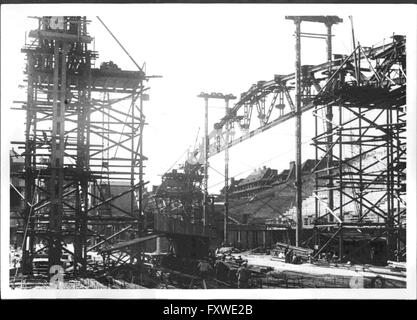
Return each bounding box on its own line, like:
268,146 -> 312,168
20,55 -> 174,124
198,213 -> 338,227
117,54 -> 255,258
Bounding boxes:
1,4 -> 416,193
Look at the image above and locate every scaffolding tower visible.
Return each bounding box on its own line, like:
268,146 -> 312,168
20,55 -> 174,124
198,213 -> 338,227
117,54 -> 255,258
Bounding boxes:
15,16 -> 148,275
312,35 -> 406,262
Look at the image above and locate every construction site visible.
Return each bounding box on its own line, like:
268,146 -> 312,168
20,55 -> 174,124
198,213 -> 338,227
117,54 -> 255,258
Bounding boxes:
8,14 -> 407,290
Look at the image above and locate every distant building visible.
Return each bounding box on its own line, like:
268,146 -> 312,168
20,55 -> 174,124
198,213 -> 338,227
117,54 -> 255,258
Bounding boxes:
225,160 -> 318,225
228,166 -> 278,199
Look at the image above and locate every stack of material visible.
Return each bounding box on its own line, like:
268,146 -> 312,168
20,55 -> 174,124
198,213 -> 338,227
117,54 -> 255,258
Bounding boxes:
367,263 -> 406,279
111,278 -> 148,289
272,242 -> 313,260
387,260 -> 406,272
78,278 -> 109,289
96,275 -> 150,289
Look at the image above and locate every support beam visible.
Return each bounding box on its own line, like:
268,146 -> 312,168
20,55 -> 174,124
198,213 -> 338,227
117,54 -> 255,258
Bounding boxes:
203,96 -> 209,226
49,41 -> 67,268
224,99 -> 230,244
139,91 -> 145,232
294,18 -> 303,247
326,22 -> 335,224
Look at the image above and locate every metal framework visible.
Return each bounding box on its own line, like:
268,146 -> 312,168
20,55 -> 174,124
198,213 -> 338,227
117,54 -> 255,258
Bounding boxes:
311,35 -> 406,262
154,162 -> 205,223
195,92 -> 236,227
188,17 -> 343,246
15,16 -> 148,275
188,16 -> 406,262
286,15 -> 343,246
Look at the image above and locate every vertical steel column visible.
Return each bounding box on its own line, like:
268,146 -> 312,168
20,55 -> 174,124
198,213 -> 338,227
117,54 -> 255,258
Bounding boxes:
49,43 -> 60,268
386,107 -> 394,260
74,179 -> 82,273
390,108 -> 396,260
294,18 -> 303,246
351,21 -> 363,219
49,41 -> 67,268
22,52 -> 35,274
224,98 -> 230,244
203,97 -> 209,227
314,104 -> 319,248
358,104 -> 363,218
131,94 -> 135,219
338,104 -> 343,261
75,71 -> 85,272
83,49 -> 92,267
75,36 -> 91,274
139,89 -> 144,232
395,108 -> 402,261
30,73 -> 38,261
390,107 -> 395,260
325,23 -> 334,223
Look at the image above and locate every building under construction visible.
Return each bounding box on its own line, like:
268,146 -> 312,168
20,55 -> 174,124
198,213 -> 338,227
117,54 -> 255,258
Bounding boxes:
9,15 -> 406,289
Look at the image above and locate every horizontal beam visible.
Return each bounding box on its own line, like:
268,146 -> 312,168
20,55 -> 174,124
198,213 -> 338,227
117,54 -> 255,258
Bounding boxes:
285,15 -> 343,25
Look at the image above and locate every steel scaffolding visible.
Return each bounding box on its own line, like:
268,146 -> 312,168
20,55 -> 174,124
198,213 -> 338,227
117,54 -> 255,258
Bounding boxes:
312,35 -> 406,262
15,16 -> 147,275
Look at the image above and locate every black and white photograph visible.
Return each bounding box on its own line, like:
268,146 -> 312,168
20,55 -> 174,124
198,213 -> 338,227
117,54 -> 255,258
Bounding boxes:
1,3 -> 416,300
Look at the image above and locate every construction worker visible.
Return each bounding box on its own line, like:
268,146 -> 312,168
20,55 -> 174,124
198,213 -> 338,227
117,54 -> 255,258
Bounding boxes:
197,258 -> 212,289
237,262 -> 250,288
370,246 -> 375,261
197,258 -> 212,279
287,249 -> 294,264
284,245 -> 290,263
208,249 -> 216,267
214,255 -> 229,282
